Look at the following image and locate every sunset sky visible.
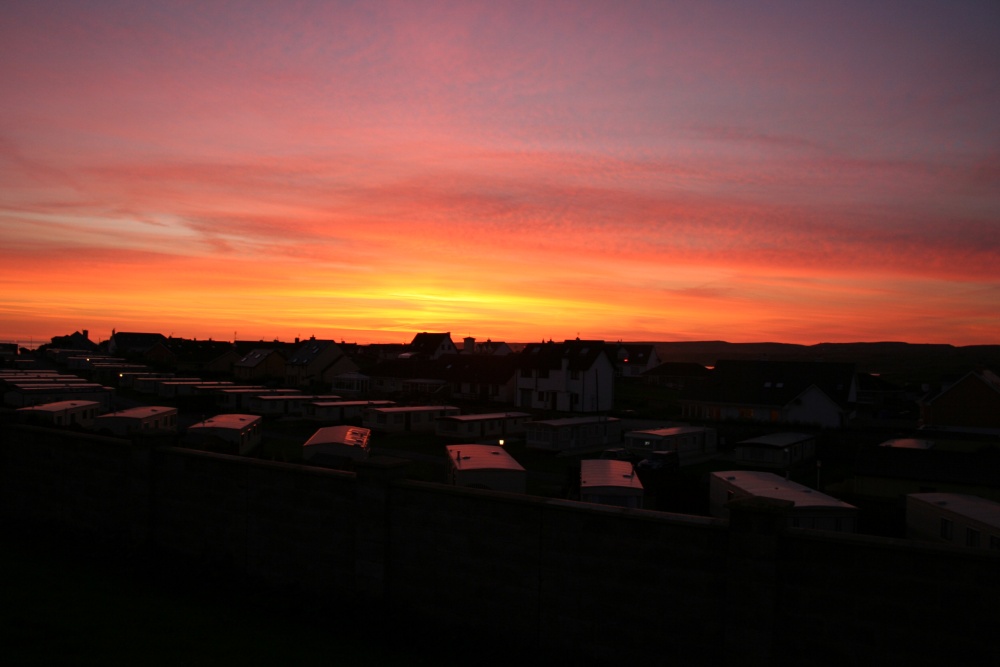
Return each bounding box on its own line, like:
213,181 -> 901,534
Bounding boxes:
2,1 -> 998,347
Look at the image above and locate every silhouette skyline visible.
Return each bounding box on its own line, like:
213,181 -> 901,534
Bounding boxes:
2,2 -> 998,346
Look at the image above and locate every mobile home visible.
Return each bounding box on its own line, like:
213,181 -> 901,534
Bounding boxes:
579,459 -> 644,509
624,426 -> 717,465
185,413 -> 263,455
524,416 -> 622,452
733,432 -> 816,470
363,405 -> 460,433
92,406 -> 179,437
435,412 -> 531,442
446,444 -> 526,494
304,400 -> 395,422
16,400 -> 102,428
302,425 -> 371,469
906,493 -> 1000,550
709,470 -> 857,532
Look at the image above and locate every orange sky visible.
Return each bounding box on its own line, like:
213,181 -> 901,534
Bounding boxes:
2,1 -> 999,347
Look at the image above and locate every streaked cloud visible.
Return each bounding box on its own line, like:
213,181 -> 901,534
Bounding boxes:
1,1 -> 998,345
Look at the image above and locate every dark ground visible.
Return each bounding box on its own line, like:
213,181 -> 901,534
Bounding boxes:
0,524 -> 444,667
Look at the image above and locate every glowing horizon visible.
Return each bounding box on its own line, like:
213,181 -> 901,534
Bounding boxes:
2,1 -> 999,348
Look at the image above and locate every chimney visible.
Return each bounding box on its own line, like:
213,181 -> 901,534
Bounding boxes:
464,336 -> 476,354
82,330 -> 89,340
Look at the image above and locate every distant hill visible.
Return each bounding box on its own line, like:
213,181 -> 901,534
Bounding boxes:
639,341 -> 1000,386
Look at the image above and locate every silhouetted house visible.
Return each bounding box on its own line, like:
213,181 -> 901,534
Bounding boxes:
302,425 -> 371,469
624,426 -> 718,465
285,338 -> 357,388
681,359 -> 857,428
525,415 -> 622,452
145,338 -> 239,376
406,332 -> 458,360
515,339 -> 615,413
234,348 -> 287,383
613,343 -> 661,378
919,370 -> 1000,432
461,336 -> 514,356
436,411 -> 531,441
710,470 -> 857,532
906,492 -> 1000,550
233,339 -> 298,356
733,432 -> 816,470
358,343 -> 408,362
107,331 -> 167,358
0,343 -> 17,366
16,400 -> 101,428
47,329 -> 99,353
92,406 -> 178,437
440,354 -> 517,403
185,413 -> 262,455
642,362 -> 712,390
446,444 -> 526,494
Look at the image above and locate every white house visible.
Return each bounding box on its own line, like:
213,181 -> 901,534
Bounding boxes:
515,339 -> 615,413
446,444 -> 526,494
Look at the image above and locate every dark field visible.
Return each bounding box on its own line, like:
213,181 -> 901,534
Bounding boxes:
1,526 -> 438,667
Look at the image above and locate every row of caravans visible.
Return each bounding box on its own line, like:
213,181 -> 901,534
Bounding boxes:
2,369 -> 115,410
14,398 -> 261,455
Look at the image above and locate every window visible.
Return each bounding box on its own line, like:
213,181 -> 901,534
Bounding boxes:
940,518 -> 953,540
990,535 -> 1000,551
966,528 -> 981,548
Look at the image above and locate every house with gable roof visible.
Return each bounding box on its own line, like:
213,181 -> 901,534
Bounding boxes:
514,339 -> 614,413
460,336 -> 514,356
919,369 -> 1000,432
406,332 -> 458,359
48,329 -> 100,353
106,331 -> 167,358
680,359 -> 857,428
285,337 -> 358,388
613,343 -> 661,378
234,348 -> 287,383
145,338 -> 239,375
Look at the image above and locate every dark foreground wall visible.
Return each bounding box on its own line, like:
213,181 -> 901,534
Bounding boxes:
2,424 -> 997,665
